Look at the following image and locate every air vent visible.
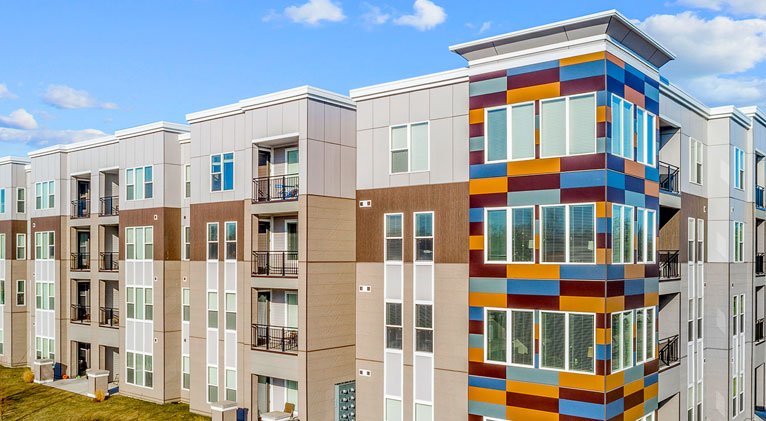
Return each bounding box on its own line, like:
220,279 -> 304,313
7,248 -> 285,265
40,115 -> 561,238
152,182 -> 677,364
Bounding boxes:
359,200 -> 371,208
359,285 -> 371,293
358,369 -> 371,377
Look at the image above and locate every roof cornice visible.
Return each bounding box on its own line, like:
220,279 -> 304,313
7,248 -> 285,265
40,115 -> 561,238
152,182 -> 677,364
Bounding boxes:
115,121 -> 189,139
0,156 -> 30,165
350,68 -> 468,101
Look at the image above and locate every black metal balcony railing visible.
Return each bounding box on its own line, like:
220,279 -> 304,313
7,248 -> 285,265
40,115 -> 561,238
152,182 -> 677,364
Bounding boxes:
659,335 -> 680,369
99,252 -> 119,272
99,307 -> 119,328
251,324 -> 298,353
71,304 -> 91,324
252,174 -> 299,203
658,250 -> 680,280
757,253 -> 765,276
71,199 -> 90,219
99,196 -> 119,216
659,161 -> 680,195
70,252 -> 90,271
252,251 -> 298,277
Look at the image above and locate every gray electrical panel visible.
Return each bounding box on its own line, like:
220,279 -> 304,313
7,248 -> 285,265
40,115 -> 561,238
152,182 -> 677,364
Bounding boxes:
335,380 -> 356,421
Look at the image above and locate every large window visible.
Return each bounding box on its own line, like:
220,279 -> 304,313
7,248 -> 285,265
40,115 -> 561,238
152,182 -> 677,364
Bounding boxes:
540,93 -> 596,158
34,231 -> 54,260
484,308 -> 533,366
207,223 -> 219,261
733,221 -> 744,262
125,227 -> 153,261
415,304 -> 433,353
386,302 -> 402,350
126,166 -> 153,200
734,147 -> 745,190
485,102 -> 535,162
414,212 -> 433,262
35,281 -> 54,310
636,208 -> 656,264
636,307 -> 656,364
16,233 -> 26,260
636,107 -> 657,167
126,352 -> 153,387
211,153 -> 234,192
34,337 -> 54,359
35,181 -> 55,210
612,204 -> 634,264
485,207 -> 534,264
390,122 -> 429,173
16,188 -> 25,213
540,311 -> 595,373
690,138 -> 704,185
541,204 -> 595,263
385,214 -> 403,262
126,287 -> 153,321
611,310 -> 634,372
224,222 -> 236,261
611,95 -> 634,159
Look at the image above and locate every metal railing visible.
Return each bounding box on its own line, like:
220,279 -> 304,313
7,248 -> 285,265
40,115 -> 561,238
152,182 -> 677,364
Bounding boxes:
658,250 -> 680,280
71,199 -> 90,218
659,335 -> 680,369
99,252 -> 118,272
659,161 -> 680,195
99,307 -> 119,328
252,174 -> 299,203
252,251 -> 298,277
251,324 -> 298,353
70,304 -> 91,324
70,252 -> 90,271
99,196 -> 119,216
757,253 -> 765,276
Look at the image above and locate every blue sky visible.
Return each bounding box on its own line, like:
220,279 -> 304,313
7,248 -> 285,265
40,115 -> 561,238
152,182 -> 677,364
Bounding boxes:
2,0 -> 766,156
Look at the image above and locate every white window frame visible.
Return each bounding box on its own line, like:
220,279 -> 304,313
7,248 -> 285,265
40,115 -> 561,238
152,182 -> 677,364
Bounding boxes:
690,138 -> 704,185
125,226 -> 153,261
635,307 -> 656,365
207,222 -> 219,261
611,310 -> 634,373
413,211 -> 434,263
125,166 -> 153,201
612,204 -> 635,265
734,147 -> 745,190
207,365 -> 219,403
636,106 -> 657,167
34,181 -> 55,210
540,203 -> 597,264
210,152 -> 235,192
610,94 -> 635,160
733,221 -> 744,263
224,221 -> 236,261
16,280 -> 25,306
539,92 -> 597,159
184,164 -> 191,198
484,206 -> 536,264
125,351 -> 153,388
389,121 -> 430,174
484,101 -> 536,163
34,231 -> 54,260
636,208 -> 656,264
15,233 -> 26,260
539,310 -> 596,374
385,213 -> 404,263
483,307 -> 534,367
16,187 -> 25,213
182,225 -> 190,261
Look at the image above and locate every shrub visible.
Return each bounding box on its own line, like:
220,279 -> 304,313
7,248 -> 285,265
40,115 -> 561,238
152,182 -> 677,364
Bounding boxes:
94,389 -> 106,402
22,369 -> 35,383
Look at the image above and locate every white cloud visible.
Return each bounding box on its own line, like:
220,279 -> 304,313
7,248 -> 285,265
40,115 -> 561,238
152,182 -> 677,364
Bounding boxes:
362,4 -> 390,25
284,0 -> 345,25
0,84 -> 17,100
685,75 -> 766,103
394,0 -> 446,31
42,85 -> 118,110
676,0 -> 766,17
479,21 -> 492,34
0,127 -> 105,147
0,109 -> 38,130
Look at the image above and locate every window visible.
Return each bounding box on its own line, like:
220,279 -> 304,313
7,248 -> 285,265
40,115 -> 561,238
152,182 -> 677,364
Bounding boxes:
414,212 -> 433,262
286,380 -> 298,413
690,138 -> 704,185
636,107 -> 656,166
184,164 -> 191,198
0,188 -> 5,213
414,304 -> 433,353
734,147 -> 745,190
638,413 -> 655,421
34,231 -> 54,260
612,204 -> 634,264
541,204 -> 595,263
225,369 -> 236,401
610,95 -> 634,159
385,214 -> 403,262
207,223 -> 219,260
182,356 -> 190,390
207,366 -> 219,402
485,207 -> 534,263
182,288 -> 190,322
16,188 -> 25,213
211,153 -> 234,191
182,226 -> 190,261
732,294 -> 745,415
697,219 -> 704,263
126,287 -> 153,321
540,311 -> 595,373
386,302 -> 402,350
126,352 -> 153,387
390,122 -> 429,173
126,166 -> 153,200
225,293 -> 236,331
224,222 -> 236,261
0,281 -> 5,305
125,227 -> 153,261
35,181 -> 55,210
611,310 -> 634,372
484,308 -> 533,366
208,292 -> 218,329
0,234 -> 4,260
485,102 -> 535,162
733,221 -> 744,262
34,337 -> 54,359
636,208 -> 656,264
35,281 -> 54,311
636,307 -> 656,364
16,280 -> 25,306
15,233 -> 25,260
540,93 -> 596,158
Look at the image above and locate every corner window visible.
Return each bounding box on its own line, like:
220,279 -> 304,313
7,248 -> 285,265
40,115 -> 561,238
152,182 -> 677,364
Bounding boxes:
611,95 -> 634,160
636,208 -> 656,264
485,206 -> 534,263
34,231 -> 54,260
126,166 -> 153,200
207,366 -> 218,403
636,107 -> 656,167
484,308 -> 533,366
733,221 -> 744,262
126,287 -> 152,321
541,204 -> 595,263
16,188 -> 25,213
35,181 -> 55,210
690,138 -> 704,185
540,311 -> 595,373
611,310 -> 634,372
181,355 -> 190,390
385,214 -> 403,262
612,204 -> 635,264
485,102 -> 535,162
734,147 -> 745,190
636,307 -> 656,364
15,233 -> 26,260
390,122 -> 429,174
211,153 -> 234,192
540,93 -> 596,158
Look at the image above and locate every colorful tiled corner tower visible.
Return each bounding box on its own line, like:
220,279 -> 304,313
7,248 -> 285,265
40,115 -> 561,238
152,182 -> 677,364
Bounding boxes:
450,12 -> 675,421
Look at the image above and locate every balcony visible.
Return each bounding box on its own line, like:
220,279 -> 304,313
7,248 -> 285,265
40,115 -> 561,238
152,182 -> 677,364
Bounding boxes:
659,161 -> 680,195
71,199 -> 90,219
252,174 -> 299,203
99,252 -> 118,272
658,250 -> 680,280
252,251 -> 298,277
659,335 -> 680,370
71,304 -> 91,324
251,324 -> 298,353
70,253 -> 90,271
99,196 -> 119,216
99,307 -> 119,328
758,253 -> 765,276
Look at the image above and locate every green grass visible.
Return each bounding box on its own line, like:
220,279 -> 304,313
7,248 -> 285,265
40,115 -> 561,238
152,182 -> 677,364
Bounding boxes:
0,366 -> 209,420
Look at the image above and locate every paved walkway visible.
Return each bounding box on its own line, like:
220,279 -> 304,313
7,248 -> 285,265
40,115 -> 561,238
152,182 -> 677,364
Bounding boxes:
47,376 -> 119,397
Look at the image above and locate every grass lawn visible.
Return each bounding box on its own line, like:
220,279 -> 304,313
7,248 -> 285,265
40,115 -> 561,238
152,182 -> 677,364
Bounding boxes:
0,366 -> 209,420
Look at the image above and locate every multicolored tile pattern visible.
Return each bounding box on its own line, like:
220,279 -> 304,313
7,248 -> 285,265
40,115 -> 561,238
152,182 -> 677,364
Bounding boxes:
467,51 -> 660,421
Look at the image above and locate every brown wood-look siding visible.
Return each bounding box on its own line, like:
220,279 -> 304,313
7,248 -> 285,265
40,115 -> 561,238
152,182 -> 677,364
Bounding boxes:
119,207 -> 182,261
189,200 -> 246,261
356,182 -> 469,264
31,216 -> 63,260
679,192 -> 707,263
0,220 -> 26,260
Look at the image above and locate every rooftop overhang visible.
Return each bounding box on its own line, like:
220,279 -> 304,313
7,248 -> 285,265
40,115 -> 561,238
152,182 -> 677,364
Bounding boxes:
449,10 -> 675,69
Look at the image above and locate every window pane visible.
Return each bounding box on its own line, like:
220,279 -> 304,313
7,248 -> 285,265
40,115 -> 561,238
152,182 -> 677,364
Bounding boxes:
647,115 -> 656,166
486,310 -> 507,363
622,100 -> 634,159
569,94 -> 596,155
223,154 -> 234,190
542,206 -> 566,262
612,313 -> 622,372
386,398 -> 402,421
637,209 -> 646,262
637,108 -> 646,163
391,150 -> 408,173
415,213 -> 433,237
622,312 -> 633,368
385,214 -> 402,237
391,126 -> 407,149
636,309 -> 645,362
512,207 -> 534,262
646,309 -> 655,358
511,310 -> 533,366
541,98 -> 566,157
569,204 -> 595,263
511,103 -> 535,160
486,108 -> 508,162
416,304 -> 432,328
386,302 -> 402,326
541,312 -> 565,369
611,95 -> 622,156
569,313 -> 594,373
486,210 -> 507,262
410,123 -> 428,171
416,329 -> 433,353
386,239 -> 403,261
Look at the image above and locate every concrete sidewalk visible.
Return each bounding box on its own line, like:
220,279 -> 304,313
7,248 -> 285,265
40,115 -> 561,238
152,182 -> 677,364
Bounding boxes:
47,377 -> 119,397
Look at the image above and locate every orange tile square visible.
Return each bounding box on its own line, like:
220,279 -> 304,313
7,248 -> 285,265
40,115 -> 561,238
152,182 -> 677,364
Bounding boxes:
469,108 -> 485,125
507,406 -> 559,421
469,292 -> 507,308
606,296 -> 624,313
507,158 -> 560,175
469,386 -> 506,405
644,180 -> 659,197
469,347 -> 484,362
559,372 -> 604,392
507,82 -> 560,104
507,264 -> 559,279
470,177 -> 508,195
597,105 -> 607,123
560,296 -> 605,313
606,372 -> 624,390
469,235 -> 484,251
506,380 -> 559,398
561,51 -> 606,67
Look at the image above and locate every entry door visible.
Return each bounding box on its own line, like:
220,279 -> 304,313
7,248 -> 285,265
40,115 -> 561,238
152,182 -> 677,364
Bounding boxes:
258,150 -> 271,178
77,343 -> 90,376
78,231 -> 90,254
286,293 -> 298,329
77,282 -> 89,307
257,292 -> 271,347
286,221 -> 298,261
285,149 -> 299,175
77,180 -> 89,217
257,376 -> 271,415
